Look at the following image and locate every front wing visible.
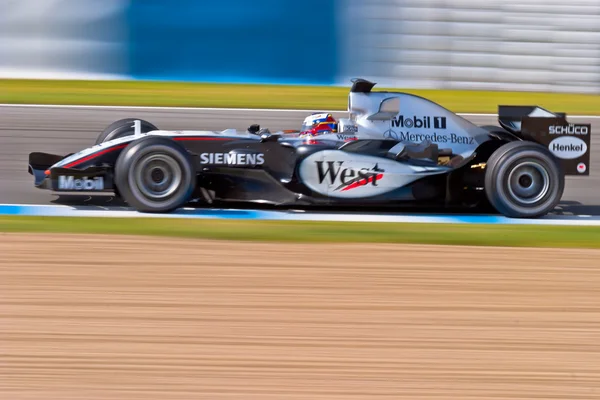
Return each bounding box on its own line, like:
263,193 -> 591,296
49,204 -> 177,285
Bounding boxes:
28,152 -> 115,193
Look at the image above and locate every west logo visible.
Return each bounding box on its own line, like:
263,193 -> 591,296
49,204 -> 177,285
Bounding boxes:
316,161 -> 384,192
57,176 -> 104,190
391,115 -> 447,130
336,134 -> 358,141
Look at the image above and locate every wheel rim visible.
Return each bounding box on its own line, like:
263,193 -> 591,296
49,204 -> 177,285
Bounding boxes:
506,161 -> 550,205
133,153 -> 182,200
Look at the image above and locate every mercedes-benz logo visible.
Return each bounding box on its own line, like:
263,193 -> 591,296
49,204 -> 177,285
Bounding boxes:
383,129 -> 398,140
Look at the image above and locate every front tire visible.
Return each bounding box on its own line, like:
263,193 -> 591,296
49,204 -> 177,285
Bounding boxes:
114,136 -> 196,213
95,118 -> 158,145
484,141 -> 564,218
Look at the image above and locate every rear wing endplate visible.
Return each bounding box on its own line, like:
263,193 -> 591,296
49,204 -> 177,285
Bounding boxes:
498,106 -> 591,176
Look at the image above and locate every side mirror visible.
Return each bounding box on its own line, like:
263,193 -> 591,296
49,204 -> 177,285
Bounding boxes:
260,131 -> 282,142
367,97 -> 400,121
248,124 -> 261,134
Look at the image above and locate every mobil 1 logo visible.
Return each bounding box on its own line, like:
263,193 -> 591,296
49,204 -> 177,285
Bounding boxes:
522,117 -> 591,175
57,175 -> 104,191
391,115 -> 447,130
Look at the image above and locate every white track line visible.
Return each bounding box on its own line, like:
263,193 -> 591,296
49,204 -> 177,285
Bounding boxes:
0,104 -> 334,113
1,104 -> 599,118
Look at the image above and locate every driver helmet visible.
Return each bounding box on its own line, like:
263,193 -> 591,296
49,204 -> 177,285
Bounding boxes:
300,113 -> 338,137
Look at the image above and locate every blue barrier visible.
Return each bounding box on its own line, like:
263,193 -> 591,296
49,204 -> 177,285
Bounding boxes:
1,204 -> 599,226
126,0 -> 338,85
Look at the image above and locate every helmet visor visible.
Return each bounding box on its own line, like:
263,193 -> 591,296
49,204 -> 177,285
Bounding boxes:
301,121 -> 337,134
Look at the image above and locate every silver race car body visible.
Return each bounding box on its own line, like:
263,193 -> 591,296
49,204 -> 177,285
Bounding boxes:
28,79 -> 590,217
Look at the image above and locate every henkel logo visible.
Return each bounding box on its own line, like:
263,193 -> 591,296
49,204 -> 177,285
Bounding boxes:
58,176 -> 104,190
391,115 -> 447,129
548,136 -> 587,159
316,161 -> 384,192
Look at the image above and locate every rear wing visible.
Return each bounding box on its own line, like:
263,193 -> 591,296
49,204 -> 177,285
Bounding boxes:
498,105 -> 591,176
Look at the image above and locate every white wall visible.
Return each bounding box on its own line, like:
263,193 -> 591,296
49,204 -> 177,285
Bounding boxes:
338,0 -> 600,93
2,0 -> 599,93
0,0 -> 128,79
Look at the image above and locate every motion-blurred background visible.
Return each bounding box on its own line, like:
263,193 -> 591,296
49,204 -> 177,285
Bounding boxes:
2,0 -> 599,93
3,3 -> 600,400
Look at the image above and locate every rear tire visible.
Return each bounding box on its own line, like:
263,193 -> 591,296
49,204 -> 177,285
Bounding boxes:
95,118 -> 158,145
484,141 -> 564,218
114,136 -> 196,213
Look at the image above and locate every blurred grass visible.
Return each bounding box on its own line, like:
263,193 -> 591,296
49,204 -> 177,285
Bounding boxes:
2,216 -> 600,248
2,79 -> 600,114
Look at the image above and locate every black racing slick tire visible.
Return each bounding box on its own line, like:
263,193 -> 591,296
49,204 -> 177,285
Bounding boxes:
484,141 -> 564,218
95,118 -> 159,145
114,136 -> 196,213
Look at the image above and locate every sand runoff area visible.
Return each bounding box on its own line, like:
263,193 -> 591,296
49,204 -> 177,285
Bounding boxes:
2,233 -> 600,399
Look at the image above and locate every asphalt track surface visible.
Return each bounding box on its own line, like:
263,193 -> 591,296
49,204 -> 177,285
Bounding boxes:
1,105 -> 599,215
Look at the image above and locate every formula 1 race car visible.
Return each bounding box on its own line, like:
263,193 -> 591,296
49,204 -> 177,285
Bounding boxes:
27,78 -> 591,218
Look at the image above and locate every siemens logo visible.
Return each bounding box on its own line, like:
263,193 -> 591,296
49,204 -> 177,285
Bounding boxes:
57,176 -> 104,191
200,152 -> 265,165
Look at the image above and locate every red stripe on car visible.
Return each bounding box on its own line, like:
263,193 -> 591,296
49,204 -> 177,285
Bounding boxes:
341,174 -> 384,191
173,137 -> 231,141
63,144 -> 129,168
62,136 -> 231,168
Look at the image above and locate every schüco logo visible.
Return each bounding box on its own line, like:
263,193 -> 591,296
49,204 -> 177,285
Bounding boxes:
549,124 -> 588,135
58,176 -> 104,190
548,136 -> 587,159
